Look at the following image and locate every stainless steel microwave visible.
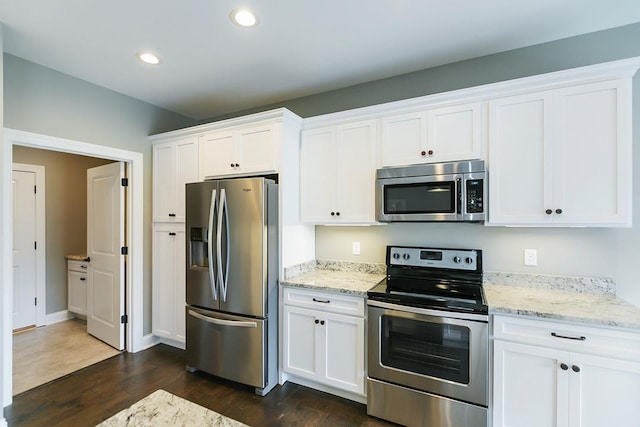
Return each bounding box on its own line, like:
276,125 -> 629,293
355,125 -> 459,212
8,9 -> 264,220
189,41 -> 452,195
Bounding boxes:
375,160 -> 486,222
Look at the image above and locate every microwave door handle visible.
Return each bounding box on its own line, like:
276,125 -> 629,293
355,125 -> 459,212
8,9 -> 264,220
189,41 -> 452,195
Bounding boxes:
456,178 -> 463,216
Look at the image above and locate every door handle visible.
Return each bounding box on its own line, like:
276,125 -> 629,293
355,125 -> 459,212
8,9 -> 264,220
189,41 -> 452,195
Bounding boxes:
208,188 -> 218,301
188,310 -> 257,328
217,188 -> 230,302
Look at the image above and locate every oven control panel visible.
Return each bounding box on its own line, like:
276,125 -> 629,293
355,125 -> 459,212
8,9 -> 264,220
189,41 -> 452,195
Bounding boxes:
387,246 -> 481,271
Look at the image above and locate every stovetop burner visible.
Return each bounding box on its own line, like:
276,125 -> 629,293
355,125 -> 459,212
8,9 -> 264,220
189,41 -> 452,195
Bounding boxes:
367,245 -> 487,315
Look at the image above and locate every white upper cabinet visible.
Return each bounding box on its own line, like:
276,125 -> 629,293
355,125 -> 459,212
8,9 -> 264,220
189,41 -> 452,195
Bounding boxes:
300,119 -> 378,224
152,136 -> 199,222
380,102 -> 483,167
488,79 -> 632,227
199,122 -> 279,179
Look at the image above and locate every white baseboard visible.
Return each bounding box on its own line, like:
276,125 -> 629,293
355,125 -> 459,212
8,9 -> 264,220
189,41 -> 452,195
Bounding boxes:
44,310 -> 74,325
0,416 -> 7,427
283,376 -> 367,404
155,336 -> 185,350
137,334 -> 159,352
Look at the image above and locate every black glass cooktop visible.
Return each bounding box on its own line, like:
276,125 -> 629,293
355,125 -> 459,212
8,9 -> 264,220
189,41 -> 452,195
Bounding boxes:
367,274 -> 488,315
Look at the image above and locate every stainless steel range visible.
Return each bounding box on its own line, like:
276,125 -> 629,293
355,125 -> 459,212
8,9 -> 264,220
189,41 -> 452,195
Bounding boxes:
367,245 -> 488,427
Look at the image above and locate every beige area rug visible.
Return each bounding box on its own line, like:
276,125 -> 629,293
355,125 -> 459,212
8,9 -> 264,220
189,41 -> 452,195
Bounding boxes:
97,389 -> 250,426
13,318 -> 121,395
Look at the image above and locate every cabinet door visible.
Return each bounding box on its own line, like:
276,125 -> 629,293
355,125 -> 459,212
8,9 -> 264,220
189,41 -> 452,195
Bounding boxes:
152,224 -> 186,343
335,120 -> 378,223
152,142 -> 177,222
174,138 -> 199,222
237,123 -> 278,175
300,127 -> 337,223
153,138 -> 198,222
199,130 -> 237,179
552,80 -> 631,226
428,102 -> 483,162
380,111 -> 427,167
569,352 -> 640,427
68,270 -> 87,315
283,305 -> 320,380
322,311 -> 365,395
488,92 -> 554,225
493,340 -> 569,427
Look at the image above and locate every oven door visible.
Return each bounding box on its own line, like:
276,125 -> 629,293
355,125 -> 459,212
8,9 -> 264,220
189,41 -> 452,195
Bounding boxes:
367,301 -> 488,406
376,174 -> 462,222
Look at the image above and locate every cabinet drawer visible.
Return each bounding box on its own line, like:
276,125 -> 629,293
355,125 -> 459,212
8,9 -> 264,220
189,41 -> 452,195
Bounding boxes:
283,287 -> 365,317
493,315 -> 640,361
68,260 -> 89,273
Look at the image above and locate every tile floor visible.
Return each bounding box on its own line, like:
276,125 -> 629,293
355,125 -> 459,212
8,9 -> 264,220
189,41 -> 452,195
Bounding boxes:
12,318 -> 121,395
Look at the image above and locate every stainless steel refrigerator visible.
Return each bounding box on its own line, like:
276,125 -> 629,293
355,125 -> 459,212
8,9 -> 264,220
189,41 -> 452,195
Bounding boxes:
185,177 -> 278,396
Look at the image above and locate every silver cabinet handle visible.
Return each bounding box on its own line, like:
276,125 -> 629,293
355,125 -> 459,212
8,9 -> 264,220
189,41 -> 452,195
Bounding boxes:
188,310 -> 256,328
551,332 -> 586,341
312,298 -> 331,304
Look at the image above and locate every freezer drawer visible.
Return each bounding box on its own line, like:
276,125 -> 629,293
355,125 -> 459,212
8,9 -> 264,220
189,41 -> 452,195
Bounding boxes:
186,306 -> 267,389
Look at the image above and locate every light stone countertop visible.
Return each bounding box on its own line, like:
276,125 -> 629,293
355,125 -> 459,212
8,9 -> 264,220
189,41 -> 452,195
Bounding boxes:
280,269 -> 385,296
65,254 -> 88,261
485,284 -> 640,330
282,262 -> 640,331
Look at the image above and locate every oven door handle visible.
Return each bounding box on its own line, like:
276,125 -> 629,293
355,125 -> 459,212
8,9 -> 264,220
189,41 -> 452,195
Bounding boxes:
367,299 -> 488,323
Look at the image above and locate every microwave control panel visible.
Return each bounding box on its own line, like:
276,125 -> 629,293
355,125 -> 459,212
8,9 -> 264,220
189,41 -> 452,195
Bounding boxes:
466,179 -> 484,214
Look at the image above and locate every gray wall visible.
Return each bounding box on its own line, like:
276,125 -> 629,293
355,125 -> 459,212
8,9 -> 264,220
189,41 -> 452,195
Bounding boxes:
4,54 -> 198,333
208,22 -> 640,307
13,147 -> 114,314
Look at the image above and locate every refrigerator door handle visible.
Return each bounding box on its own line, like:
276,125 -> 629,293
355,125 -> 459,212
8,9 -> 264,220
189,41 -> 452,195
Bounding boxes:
218,188 -> 230,302
207,188 -> 218,301
188,309 -> 257,328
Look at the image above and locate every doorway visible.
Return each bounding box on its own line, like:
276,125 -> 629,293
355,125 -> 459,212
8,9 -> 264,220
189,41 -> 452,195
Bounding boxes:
2,128 -> 145,407
11,154 -> 124,395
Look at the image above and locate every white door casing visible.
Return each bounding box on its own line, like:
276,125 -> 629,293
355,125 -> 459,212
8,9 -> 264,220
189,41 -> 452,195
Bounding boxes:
12,169 -> 36,330
3,128 -> 144,409
87,162 -> 125,350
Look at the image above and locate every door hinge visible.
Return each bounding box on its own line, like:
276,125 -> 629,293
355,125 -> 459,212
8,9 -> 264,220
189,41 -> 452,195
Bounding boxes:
120,314 -> 128,324
34,241 -> 37,250
121,177 -> 129,187
34,185 -> 37,194
35,297 -> 37,306
121,246 -> 128,255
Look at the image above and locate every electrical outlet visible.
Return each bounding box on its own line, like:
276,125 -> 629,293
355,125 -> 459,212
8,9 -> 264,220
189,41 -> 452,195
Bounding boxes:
524,249 -> 537,266
352,242 -> 361,256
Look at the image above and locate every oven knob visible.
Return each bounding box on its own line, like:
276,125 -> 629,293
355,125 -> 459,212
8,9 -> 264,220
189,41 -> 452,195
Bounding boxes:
453,256 -> 461,263
392,253 -> 400,260
465,257 -> 473,264
403,253 -> 410,260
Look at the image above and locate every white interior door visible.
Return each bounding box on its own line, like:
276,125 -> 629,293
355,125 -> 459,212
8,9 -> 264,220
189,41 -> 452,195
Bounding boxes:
12,170 -> 37,330
87,162 -> 125,350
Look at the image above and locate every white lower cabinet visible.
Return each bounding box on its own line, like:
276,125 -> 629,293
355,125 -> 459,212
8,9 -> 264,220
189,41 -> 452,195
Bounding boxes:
493,315 -> 640,427
67,260 -> 88,315
152,223 -> 186,346
282,287 -> 365,397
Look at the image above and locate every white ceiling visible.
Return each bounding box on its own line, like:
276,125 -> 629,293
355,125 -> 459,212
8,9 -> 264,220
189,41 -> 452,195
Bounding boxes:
1,1 -> 640,120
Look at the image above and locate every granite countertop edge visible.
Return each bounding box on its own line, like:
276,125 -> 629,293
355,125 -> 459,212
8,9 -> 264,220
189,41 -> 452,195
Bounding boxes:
484,283 -> 640,331
281,264 -> 640,331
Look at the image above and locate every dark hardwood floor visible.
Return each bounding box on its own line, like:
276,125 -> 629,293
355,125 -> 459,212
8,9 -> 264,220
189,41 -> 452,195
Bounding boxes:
4,344 -> 397,427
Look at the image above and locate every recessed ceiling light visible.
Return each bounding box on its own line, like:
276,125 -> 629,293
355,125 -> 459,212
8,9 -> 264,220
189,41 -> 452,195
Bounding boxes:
136,52 -> 161,65
230,8 -> 257,27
